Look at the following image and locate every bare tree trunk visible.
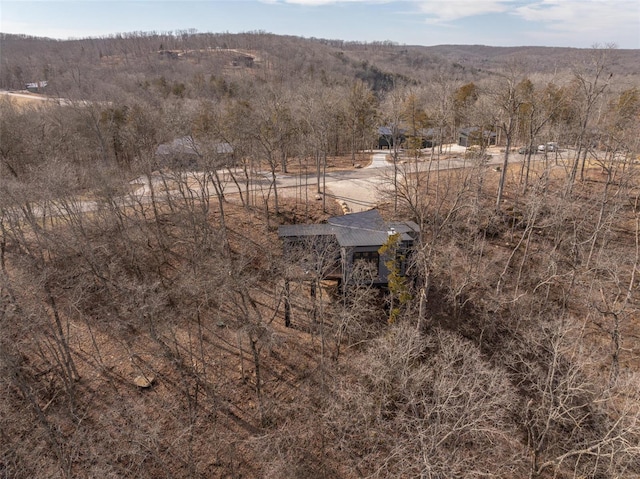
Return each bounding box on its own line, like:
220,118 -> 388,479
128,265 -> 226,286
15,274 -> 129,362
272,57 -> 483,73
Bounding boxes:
496,137 -> 511,209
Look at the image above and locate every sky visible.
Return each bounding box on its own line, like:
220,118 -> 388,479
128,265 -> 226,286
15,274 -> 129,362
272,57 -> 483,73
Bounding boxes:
1,0 -> 639,49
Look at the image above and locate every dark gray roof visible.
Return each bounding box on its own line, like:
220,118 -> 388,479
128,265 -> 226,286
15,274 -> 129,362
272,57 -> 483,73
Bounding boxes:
328,209 -> 386,247
328,208 -> 386,230
379,126 -> 438,139
378,126 -> 406,136
279,209 -> 419,248
459,127 -> 497,138
278,224 -> 336,238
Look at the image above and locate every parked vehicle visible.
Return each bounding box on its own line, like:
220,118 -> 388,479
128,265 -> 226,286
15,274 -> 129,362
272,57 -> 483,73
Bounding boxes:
538,142 -> 558,152
518,146 -> 537,154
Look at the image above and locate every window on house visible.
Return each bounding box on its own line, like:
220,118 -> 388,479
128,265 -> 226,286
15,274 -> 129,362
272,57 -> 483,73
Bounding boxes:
353,251 -> 379,279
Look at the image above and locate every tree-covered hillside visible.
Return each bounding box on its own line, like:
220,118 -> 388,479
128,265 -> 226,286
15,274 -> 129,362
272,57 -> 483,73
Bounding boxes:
1,31 -> 639,478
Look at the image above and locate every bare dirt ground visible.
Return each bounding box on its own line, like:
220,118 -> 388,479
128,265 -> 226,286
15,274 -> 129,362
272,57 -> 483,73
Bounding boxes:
0,90 -> 56,106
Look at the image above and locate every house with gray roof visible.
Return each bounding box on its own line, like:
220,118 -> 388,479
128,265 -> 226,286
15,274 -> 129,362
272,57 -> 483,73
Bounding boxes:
278,209 -> 420,286
154,136 -> 233,169
377,125 -> 406,149
378,126 -> 440,150
458,127 -> 497,148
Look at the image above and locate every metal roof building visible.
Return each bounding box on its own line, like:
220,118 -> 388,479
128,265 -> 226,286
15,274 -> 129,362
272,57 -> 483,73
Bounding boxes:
278,209 -> 419,286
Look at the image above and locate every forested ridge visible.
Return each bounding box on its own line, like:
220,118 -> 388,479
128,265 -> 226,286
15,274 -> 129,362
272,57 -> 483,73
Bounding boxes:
1,31 -> 639,478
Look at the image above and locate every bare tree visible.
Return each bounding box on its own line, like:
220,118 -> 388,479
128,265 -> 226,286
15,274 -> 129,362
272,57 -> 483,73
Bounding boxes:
566,44 -> 616,194
344,80 -> 378,165
484,64 -> 528,209
328,323 -> 526,478
512,320 -> 640,479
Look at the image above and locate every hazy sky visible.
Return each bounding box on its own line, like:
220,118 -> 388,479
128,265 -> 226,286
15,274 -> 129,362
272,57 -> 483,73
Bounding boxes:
2,0 -> 639,49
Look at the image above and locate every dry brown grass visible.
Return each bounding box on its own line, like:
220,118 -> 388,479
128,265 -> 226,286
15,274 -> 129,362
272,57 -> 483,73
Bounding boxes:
0,90 -> 57,109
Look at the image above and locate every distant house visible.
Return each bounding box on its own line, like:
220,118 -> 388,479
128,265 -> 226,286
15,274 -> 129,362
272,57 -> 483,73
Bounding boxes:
154,136 -> 233,169
458,127 -> 497,148
413,128 -> 439,149
377,126 -> 406,149
378,126 -> 440,150
25,81 -> 48,93
278,209 -> 420,286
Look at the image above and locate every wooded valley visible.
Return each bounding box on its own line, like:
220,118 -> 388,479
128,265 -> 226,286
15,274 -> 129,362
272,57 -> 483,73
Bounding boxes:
0,32 -> 639,478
